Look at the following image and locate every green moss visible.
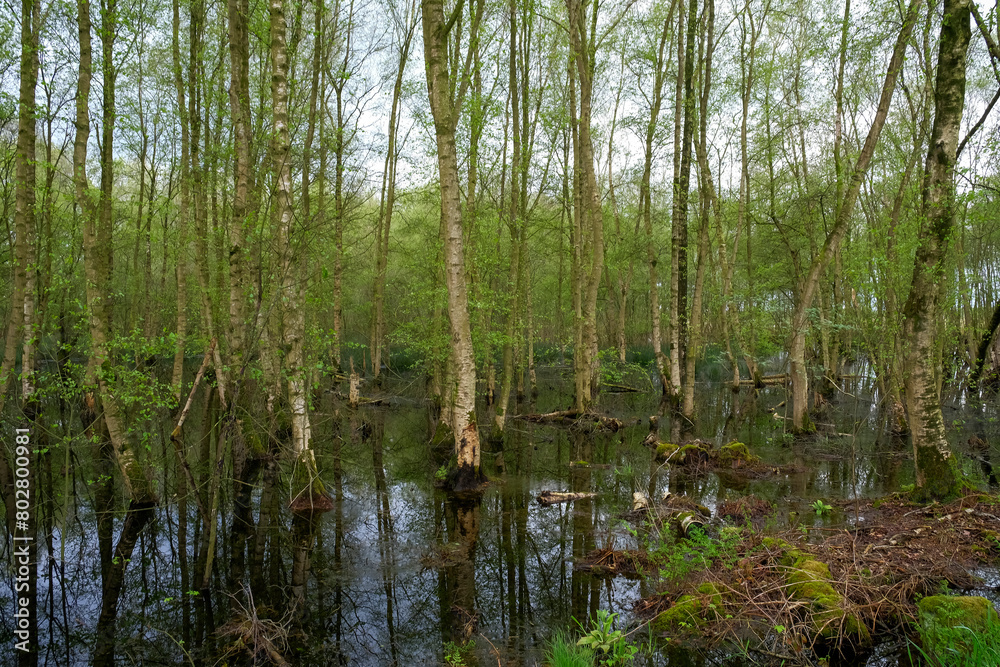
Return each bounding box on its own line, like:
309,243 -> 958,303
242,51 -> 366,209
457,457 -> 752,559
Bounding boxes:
246,432 -> 267,458
762,537 -> 793,552
679,443 -> 709,459
653,583 -> 723,631
767,541 -> 870,644
793,413 -> 816,435
653,595 -> 701,630
289,450 -> 333,513
918,595 -> 1000,657
911,446 -> 974,502
655,442 -> 679,461
696,582 -> 723,610
717,441 -> 761,466
918,595 -> 998,629
430,419 -> 454,452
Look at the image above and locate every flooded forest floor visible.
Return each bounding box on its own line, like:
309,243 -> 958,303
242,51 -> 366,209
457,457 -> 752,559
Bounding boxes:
3,362 -> 1000,666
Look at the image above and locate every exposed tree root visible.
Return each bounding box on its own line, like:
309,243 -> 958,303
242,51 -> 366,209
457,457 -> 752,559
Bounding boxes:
218,585 -> 292,666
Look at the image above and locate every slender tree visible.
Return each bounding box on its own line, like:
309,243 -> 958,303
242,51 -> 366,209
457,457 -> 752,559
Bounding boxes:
786,0 -> 922,431
636,0 -> 676,396
372,0 -> 418,386
271,0 -> 327,506
421,0 -> 486,491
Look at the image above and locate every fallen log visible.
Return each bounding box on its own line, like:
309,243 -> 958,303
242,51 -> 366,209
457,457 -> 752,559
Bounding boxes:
740,374 -> 788,386
603,383 -> 640,393
514,409 -> 624,432
537,490 -> 598,506
327,391 -> 388,406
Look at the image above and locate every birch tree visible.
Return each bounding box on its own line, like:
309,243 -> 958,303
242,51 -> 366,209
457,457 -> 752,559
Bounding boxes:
421,0 -> 486,491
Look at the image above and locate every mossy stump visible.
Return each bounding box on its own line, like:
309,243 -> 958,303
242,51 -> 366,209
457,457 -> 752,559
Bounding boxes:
918,595 -> 999,657
652,583 -> 724,632
911,446 -> 975,502
656,441 -> 712,465
765,538 -> 870,646
655,442 -> 679,461
717,441 -> 760,467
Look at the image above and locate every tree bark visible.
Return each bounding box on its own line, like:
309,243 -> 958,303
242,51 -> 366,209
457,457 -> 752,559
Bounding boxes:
640,2 -> 675,396
270,0 -> 326,506
331,0 -> 356,371
970,300 -> 1000,389
228,0 -> 251,385
422,0 -> 484,491
737,0 -> 766,387
565,0 -> 604,412
668,0 -> 685,400
170,0 -> 191,405
683,0 -> 714,422
0,0 -> 39,419
901,0 -> 971,500
496,0 -> 521,435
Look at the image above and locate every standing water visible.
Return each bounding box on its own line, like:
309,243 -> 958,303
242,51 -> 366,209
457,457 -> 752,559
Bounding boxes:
2,364 -> 997,666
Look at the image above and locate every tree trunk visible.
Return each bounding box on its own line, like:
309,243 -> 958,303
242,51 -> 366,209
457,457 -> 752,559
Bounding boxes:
0,0 -> 39,419
228,0 -> 251,385
683,0 -> 714,422
422,0 -> 484,492
270,0 -> 326,507
673,0 -> 697,416
372,2 -> 416,385
496,0 -> 521,435
170,0 -> 191,405
566,0 -> 604,412
640,2 -> 674,396
737,0 -> 765,387
8,3 -> 40,664
668,0 -> 685,400
331,0 -> 355,371
188,0 -> 220,393
901,0 -> 971,500
970,301 -> 1000,390
788,0 -> 922,431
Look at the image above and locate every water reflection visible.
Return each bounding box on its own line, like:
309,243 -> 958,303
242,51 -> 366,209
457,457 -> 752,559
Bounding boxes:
2,372 -> 998,666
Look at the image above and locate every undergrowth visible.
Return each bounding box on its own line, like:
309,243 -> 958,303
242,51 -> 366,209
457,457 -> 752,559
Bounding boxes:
546,631 -> 593,667
911,610 -> 1000,666
650,525 -> 744,581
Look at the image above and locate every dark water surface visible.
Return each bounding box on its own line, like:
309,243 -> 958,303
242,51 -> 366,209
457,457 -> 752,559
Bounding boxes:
2,366 -> 998,666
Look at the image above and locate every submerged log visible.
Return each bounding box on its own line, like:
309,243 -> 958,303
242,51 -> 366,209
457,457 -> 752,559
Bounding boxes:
537,490 -> 598,505
514,409 -> 624,432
